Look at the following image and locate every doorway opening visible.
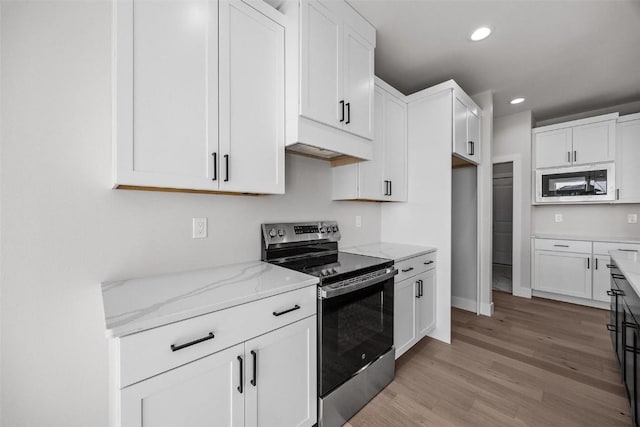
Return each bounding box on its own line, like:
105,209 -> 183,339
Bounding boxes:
492,162 -> 513,294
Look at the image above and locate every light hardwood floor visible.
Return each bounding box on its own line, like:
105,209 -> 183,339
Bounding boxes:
346,291 -> 631,426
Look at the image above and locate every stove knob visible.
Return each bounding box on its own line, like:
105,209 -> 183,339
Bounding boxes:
332,225 -> 338,232
278,229 -> 285,237
320,226 -> 326,233
268,228 -> 277,238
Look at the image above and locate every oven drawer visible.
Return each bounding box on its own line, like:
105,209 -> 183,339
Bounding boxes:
594,241 -> 640,256
118,285 -> 316,387
535,238 -> 592,254
395,252 -> 436,282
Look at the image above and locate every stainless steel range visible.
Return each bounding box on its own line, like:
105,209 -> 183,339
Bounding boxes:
261,221 -> 396,427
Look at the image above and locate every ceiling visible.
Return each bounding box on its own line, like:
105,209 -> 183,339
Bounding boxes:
348,0 -> 640,121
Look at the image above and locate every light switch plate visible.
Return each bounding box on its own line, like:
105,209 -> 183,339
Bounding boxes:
628,214 -> 638,224
192,218 -> 207,238
355,215 -> 362,228
554,214 -> 563,223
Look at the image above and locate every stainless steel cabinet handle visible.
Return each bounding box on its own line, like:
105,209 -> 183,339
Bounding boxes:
619,249 -> 638,252
401,267 -> 414,273
273,304 -> 300,317
573,150 -> 577,162
553,244 -> 569,248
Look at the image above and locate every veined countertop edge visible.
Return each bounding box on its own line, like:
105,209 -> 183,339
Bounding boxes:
101,261 -> 319,339
342,242 -> 437,263
532,234 -> 640,244
611,250 -> 640,297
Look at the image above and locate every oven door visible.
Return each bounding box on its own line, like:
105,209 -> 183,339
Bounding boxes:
318,275 -> 394,397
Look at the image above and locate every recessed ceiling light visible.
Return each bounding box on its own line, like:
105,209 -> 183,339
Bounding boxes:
470,27 -> 492,42
510,97 -> 525,105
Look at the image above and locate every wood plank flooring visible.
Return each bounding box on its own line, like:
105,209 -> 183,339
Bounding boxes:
346,291 -> 631,427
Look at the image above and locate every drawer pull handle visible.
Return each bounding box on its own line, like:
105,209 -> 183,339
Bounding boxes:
401,267 -> 414,273
607,290 -> 615,296
170,332 -> 215,352
606,264 -> 615,268
250,350 -> 257,386
237,356 -> 243,393
553,244 -> 569,248
273,304 -> 300,317
607,324 -> 616,332
612,274 -> 626,280
623,321 -> 638,329
619,249 -> 638,252
424,261 -> 434,265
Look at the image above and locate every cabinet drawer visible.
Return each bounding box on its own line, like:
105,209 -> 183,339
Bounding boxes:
118,285 -> 316,387
395,252 -> 436,282
534,238 -> 592,254
593,241 -> 640,256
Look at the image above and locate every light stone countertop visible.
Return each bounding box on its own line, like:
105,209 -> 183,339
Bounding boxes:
101,261 -> 318,338
342,242 -> 437,263
611,250 -> 640,297
532,234 -> 640,244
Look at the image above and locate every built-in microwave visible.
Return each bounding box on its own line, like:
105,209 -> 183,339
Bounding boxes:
535,163 -> 615,203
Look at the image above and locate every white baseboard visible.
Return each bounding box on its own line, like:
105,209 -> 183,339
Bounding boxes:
512,284 -> 532,298
480,301 -> 494,316
531,290 -> 609,310
451,296 -> 477,313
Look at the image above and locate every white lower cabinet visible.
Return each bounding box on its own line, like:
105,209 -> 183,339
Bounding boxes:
533,238 -> 640,306
121,343 -> 245,427
394,253 -> 436,359
112,287 -> 317,427
244,316 -> 316,427
534,250 -> 592,299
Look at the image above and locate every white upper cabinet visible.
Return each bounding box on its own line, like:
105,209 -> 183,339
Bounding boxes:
113,0 -> 285,194
342,26 -> 375,139
616,114 -> 640,203
533,113 -> 618,170
572,120 -> 616,164
299,0 -> 341,129
332,79 -> 407,201
282,0 -> 376,160
218,0 -> 285,194
534,128 -> 573,168
452,93 -> 481,164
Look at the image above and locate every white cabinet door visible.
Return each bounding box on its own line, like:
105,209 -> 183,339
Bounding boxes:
467,109 -> 481,163
593,255 -> 612,303
245,316 -> 317,427
121,343 -> 244,427
616,119 -> 640,203
416,269 -> 436,338
572,120 -> 615,165
357,86 -> 386,200
384,92 -> 408,202
299,0 -> 341,130
342,25 -> 374,140
453,97 -> 468,159
219,0 -> 285,194
534,251 -> 592,299
535,128 -> 573,168
114,0 -> 218,190
394,277 -> 418,359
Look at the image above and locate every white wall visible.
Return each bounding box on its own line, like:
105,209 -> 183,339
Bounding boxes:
382,90 -> 452,343
451,166 -> 477,310
493,110 -> 533,292
0,2 -> 382,426
534,204 -> 640,237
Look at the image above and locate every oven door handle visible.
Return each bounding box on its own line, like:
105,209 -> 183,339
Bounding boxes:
318,268 -> 398,299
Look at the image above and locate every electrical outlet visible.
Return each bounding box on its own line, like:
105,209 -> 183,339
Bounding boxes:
628,214 -> 638,224
192,218 -> 207,238
355,215 -> 362,228
554,214 -> 563,223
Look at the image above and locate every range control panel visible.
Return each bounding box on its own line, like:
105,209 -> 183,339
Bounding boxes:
262,221 -> 340,247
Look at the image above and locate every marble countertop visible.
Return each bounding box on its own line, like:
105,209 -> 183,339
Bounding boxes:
101,261 -> 318,338
611,250 -> 640,296
342,242 -> 437,263
533,234 -> 640,244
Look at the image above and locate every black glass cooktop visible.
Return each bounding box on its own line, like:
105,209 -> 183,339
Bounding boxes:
275,251 -> 392,285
